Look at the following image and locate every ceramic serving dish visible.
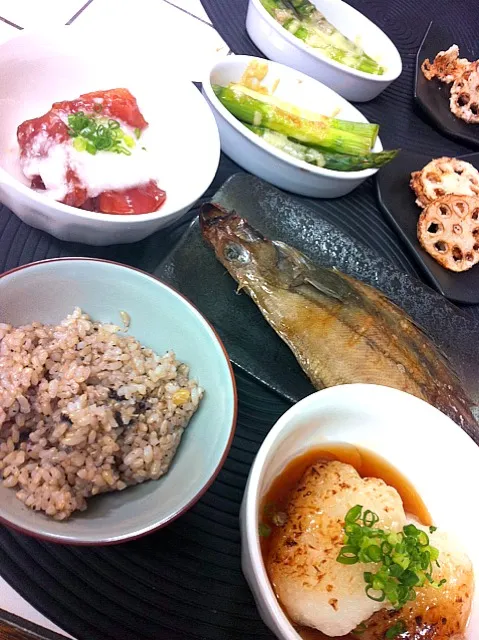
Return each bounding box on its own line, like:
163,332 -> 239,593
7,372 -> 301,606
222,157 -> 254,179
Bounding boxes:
246,0 -> 402,102
414,22 -> 479,149
0,29 -> 220,246
240,384 -> 479,639
0,258 -> 237,545
202,56 -> 383,198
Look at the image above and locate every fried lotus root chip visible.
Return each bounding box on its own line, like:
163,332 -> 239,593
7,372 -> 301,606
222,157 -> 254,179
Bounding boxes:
421,45 -> 470,83
450,61 -> 479,123
410,156 -> 479,208
417,194 -> 479,272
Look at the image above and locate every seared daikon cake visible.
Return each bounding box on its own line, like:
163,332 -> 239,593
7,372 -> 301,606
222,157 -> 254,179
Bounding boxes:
266,460 -> 473,638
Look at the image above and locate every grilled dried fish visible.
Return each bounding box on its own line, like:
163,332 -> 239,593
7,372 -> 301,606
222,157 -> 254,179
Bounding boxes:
200,203 -> 477,437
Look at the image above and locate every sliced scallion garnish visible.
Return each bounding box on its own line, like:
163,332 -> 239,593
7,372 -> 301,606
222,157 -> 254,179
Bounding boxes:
67,111 -> 136,156
336,505 -> 445,610
385,620 -> 406,638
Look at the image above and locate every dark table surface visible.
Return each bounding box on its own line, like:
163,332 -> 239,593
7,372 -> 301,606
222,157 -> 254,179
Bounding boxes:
2,0 -> 479,638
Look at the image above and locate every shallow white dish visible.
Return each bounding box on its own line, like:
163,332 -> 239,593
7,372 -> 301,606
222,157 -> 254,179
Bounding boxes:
202,56 -> 383,198
0,28 -> 220,246
240,384 -> 479,639
0,258 -> 236,545
246,0 -> 402,102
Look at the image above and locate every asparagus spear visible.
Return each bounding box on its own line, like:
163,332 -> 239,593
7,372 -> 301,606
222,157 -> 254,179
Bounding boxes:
245,123 -> 327,166
259,0 -> 384,75
213,85 -> 373,155
245,125 -> 398,171
229,83 -> 379,144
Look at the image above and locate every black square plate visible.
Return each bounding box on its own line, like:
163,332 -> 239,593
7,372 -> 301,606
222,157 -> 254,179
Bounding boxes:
157,172 -> 479,406
376,149 -> 479,304
414,22 -> 479,149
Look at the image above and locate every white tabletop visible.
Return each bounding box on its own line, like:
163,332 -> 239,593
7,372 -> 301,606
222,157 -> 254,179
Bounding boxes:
0,1 -> 228,637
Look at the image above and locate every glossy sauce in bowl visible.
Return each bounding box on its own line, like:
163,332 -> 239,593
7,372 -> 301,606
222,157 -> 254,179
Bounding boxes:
259,444 -> 431,640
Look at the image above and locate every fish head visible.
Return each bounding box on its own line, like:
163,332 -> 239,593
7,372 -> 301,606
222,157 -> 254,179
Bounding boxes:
200,203 -> 307,288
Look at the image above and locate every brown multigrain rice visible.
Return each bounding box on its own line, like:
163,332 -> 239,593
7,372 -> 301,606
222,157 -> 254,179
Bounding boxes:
0,308 -> 203,520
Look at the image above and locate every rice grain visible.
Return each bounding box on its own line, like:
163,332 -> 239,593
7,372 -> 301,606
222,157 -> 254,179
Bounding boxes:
0,308 -> 203,520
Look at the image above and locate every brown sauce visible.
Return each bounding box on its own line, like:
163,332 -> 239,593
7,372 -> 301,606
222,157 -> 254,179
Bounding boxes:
259,444 -> 432,640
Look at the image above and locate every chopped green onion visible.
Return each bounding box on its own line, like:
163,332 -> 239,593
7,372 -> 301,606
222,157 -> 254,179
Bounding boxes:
429,525 -> 437,534
336,545 -> 359,565
385,620 -> 406,639
72,137 -> 87,152
134,127 -> 141,139
123,135 -> 135,148
417,531 -> 429,546
381,541 -> 392,555
85,140 -> 97,155
366,545 -> 382,562
258,523 -> 271,538
363,510 -> 379,527
67,112 -> 136,155
345,522 -> 361,536
115,146 -> 132,156
365,586 -> 385,602
336,506 -> 445,610
400,570 -> 420,587
345,505 -> 363,524
403,524 -> 419,537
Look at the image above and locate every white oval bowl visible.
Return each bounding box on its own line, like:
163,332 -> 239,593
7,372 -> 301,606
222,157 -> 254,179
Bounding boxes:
202,56 -> 383,198
0,258 -> 237,545
0,28 -> 220,246
240,384 -> 479,639
246,0 -> 402,102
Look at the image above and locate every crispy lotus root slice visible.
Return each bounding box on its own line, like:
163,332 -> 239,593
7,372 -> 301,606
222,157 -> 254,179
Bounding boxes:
417,195 -> 479,272
421,45 -> 470,83
450,61 -> 479,123
410,156 -> 479,208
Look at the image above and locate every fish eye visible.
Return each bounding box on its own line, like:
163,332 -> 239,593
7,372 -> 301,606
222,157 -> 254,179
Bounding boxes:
224,242 -> 250,263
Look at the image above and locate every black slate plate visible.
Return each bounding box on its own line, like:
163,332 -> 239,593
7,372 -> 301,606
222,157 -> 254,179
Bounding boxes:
376,150 -> 479,304
414,22 -> 479,149
157,172 -> 479,411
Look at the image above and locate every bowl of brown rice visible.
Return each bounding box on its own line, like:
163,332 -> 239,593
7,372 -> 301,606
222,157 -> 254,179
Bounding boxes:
0,258 -> 237,544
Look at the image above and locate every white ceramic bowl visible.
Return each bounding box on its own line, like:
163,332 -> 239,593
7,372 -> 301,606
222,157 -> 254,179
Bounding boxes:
240,384 -> 479,639
0,258 -> 237,544
202,56 -> 383,198
0,29 -> 220,246
246,0 -> 402,102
